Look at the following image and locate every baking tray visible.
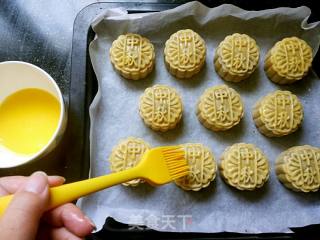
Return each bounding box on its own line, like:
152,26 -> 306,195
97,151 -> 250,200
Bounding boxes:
70,1 -> 320,239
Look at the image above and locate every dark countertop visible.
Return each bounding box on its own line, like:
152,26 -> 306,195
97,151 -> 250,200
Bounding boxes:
0,0 -> 99,99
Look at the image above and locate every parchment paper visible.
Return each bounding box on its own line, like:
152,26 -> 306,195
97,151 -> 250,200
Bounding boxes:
78,2 -> 320,233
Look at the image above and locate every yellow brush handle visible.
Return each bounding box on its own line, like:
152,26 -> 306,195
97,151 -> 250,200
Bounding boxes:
0,168 -> 139,216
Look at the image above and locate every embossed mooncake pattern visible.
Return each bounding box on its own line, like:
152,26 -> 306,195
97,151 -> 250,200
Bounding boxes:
276,145 -> 320,192
109,137 -> 150,186
139,85 -> 183,132
175,143 -> 216,191
253,90 -> 303,137
164,29 -> 206,78
110,33 -> 155,80
197,85 -> 244,131
220,143 -> 269,191
265,37 -> 312,84
214,33 -> 260,82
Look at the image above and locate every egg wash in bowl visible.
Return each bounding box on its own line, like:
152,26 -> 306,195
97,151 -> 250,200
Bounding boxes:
0,88 -> 60,156
0,61 -> 66,168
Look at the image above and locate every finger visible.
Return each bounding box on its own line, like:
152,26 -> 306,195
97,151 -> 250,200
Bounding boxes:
50,227 -> 84,240
47,176 -> 66,186
0,176 -> 26,195
37,226 -> 83,240
0,172 -> 49,240
44,203 -> 96,237
0,175 -> 65,195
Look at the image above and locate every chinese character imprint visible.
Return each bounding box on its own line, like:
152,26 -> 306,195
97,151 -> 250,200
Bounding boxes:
175,143 -> 216,191
258,90 -> 303,137
109,137 -> 150,186
153,88 -> 170,123
274,94 -> 292,129
238,147 -> 255,185
139,85 -> 183,131
286,147 -> 320,191
220,143 -> 269,190
272,37 -> 313,79
232,37 -> 250,71
177,31 -> 196,68
213,88 -> 232,123
219,33 -> 259,74
110,33 -> 155,80
164,29 -> 206,78
123,35 -> 141,69
197,85 -> 244,131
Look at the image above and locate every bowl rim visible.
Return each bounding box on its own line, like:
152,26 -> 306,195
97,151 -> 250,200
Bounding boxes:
0,60 -> 66,168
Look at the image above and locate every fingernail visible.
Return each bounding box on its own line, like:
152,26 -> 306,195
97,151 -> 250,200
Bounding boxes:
50,176 -> 66,183
23,171 -> 48,194
85,216 -> 97,231
68,212 -> 97,231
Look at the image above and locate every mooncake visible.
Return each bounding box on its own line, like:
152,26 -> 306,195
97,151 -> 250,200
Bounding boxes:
220,143 -> 269,191
110,33 -> 155,80
197,85 -> 244,131
214,33 -> 260,82
175,143 -> 216,191
164,29 -> 206,78
109,137 -> 150,186
264,37 -> 312,84
139,84 -> 183,132
276,145 -> 320,192
253,90 -> 303,137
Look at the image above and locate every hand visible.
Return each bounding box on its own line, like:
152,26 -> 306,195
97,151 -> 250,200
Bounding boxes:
0,171 -> 96,240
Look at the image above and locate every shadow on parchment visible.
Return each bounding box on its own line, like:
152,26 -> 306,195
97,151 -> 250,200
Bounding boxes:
268,71 -> 315,96
172,62 -> 208,89
148,117 -> 185,144
121,181 -> 156,198
180,179 -> 217,202
206,118 -> 246,144
226,68 -> 261,93
120,65 -> 156,90
220,175 -> 270,202
278,184 -> 320,203
264,127 -> 304,150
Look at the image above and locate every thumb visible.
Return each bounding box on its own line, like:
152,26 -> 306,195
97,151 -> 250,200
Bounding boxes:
0,171 -> 49,240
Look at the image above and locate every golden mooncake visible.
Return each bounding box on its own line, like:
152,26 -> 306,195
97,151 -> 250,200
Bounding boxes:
276,145 -> 320,192
139,84 -> 183,132
164,29 -> 206,78
109,137 -> 150,186
197,85 -> 244,131
110,33 -> 155,80
175,143 -> 216,191
253,90 -> 303,137
214,33 -> 260,82
264,37 -> 313,84
220,143 -> 269,191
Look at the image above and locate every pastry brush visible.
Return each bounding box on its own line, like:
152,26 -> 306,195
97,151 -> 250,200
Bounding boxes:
0,146 -> 189,215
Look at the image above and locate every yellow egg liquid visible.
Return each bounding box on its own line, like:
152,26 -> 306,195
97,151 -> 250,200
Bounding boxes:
0,88 -> 60,155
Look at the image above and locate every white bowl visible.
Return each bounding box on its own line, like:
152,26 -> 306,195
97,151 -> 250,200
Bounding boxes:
0,61 -> 67,168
